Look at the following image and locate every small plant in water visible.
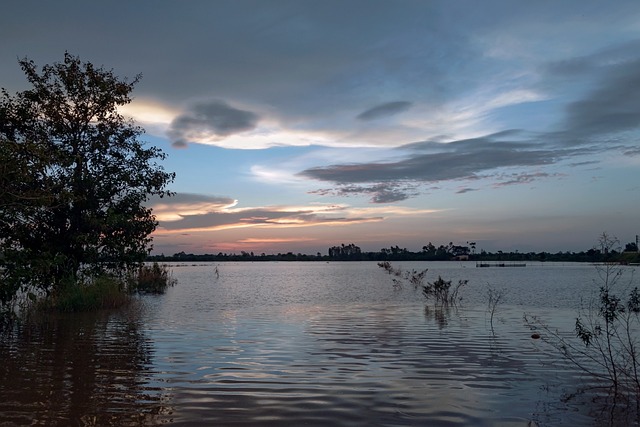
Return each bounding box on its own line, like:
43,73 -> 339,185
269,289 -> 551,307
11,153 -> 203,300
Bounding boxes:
131,262 -> 177,294
377,262 -> 466,306
41,275 -> 129,312
485,285 -> 506,334
422,276 -> 467,306
377,261 -> 427,290
526,233 -> 640,423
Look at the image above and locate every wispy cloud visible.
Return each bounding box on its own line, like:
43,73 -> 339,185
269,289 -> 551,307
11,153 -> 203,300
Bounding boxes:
544,39 -> 640,78
299,132 -> 564,183
492,172 -> 565,187
356,101 -> 412,121
148,195 -> 385,234
624,147 -> 640,157
562,59 -> 640,139
237,237 -> 317,244
310,183 -> 418,203
456,187 -> 478,194
568,160 -> 600,168
296,43 -> 640,202
147,193 -> 238,222
148,193 -> 445,235
296,133 -> 599,201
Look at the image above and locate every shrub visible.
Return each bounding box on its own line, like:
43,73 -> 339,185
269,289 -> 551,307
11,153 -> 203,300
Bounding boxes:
485,285 -> 506,334
377,261 -> 466,306
44,275 -> 129,312
422,276 -> 467,306
526,233 -> 640,422
378,261 -> 428,290
131,262 -> 176,294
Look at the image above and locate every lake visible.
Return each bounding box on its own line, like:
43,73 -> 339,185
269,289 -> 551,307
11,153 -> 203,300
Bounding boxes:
1,261 -> 639,426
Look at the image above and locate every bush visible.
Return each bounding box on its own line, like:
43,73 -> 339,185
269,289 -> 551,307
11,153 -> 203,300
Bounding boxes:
377,261 -> 466,306
526,233 -> 640,422
131,262 -> 176,294
44,275 -> 129,312
422,276 -> 467,306
378,261 -> 428,290
485,285 -> 506,334
1,262 -> 176,316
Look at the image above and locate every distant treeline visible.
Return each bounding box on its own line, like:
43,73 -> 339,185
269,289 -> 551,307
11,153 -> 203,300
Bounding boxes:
148,241 -> 640,264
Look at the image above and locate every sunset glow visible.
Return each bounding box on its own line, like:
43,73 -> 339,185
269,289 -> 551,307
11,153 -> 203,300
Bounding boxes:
2,1 -> 639,255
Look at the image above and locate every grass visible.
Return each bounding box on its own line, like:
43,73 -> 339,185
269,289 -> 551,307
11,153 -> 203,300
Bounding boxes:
23,263 -> 176,314
130,262 -> 176,294
42,275 -> 129,313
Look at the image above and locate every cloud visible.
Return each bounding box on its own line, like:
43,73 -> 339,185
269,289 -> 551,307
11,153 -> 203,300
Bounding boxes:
3,2 -> 640,153
569,160 -> 600,167
562,58 -> 640,138
237,237 -> 317,244
492,172 -> 565,187
299,134 -> 564,185
147,193 -> 238,222
356,101 -> 413,121
167,100 -> 259,147
624,147 -> 640,157
456,187 -> 478,194
148,194 -> 445,236
295,42 -> 640,202
539,41 -> 640,142
297,127 -> 612,200
147,196 -> 387,234
310,183 -> 418,204
118,98 -> 178,126
156,207 -> 383,233
545,39 -> 640,77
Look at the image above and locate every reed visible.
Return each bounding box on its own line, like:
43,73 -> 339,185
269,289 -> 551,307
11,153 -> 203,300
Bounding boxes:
131,262 -> 176,294
41,275 -> 129,312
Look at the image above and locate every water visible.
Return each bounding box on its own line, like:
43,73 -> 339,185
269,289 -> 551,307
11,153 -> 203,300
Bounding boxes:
1,261 -> 638,426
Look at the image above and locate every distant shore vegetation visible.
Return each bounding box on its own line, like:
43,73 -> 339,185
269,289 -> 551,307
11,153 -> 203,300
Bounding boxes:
149,240 -> 640,264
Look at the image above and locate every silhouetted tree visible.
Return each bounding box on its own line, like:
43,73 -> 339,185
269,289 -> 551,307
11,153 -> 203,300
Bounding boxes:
422,242 -> 436,256
0,53 -> 174,305
328,243 -> 362,259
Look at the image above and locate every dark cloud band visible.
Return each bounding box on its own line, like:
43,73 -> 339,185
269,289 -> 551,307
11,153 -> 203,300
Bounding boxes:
167,100 -> 259,147
356,101 -> 413,121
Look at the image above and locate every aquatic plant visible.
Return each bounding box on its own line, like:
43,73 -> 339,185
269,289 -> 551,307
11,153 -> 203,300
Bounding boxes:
377,261 -> 427,290
485,285 -> 506,334
377,261 -> 466,306
131,262 -> 176,294
526,233 -> 640,422
422,276 -> 467,306
38,275 -> 129,312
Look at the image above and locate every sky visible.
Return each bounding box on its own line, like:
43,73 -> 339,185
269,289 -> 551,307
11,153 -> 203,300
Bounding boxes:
2,0 -> 639,255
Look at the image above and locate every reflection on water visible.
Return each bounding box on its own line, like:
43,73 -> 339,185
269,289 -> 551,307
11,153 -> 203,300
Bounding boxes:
148,303 -> 592,426
0,302 -> 172,426
1,262 -> 638,425
424,305 -> 454,329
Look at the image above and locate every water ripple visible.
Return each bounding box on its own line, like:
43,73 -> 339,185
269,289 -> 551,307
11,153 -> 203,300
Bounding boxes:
3,262 -> 635,425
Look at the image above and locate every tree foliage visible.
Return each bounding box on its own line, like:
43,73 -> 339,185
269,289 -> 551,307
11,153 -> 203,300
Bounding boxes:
328,243 -> 362,259
0,53 -> 174,305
